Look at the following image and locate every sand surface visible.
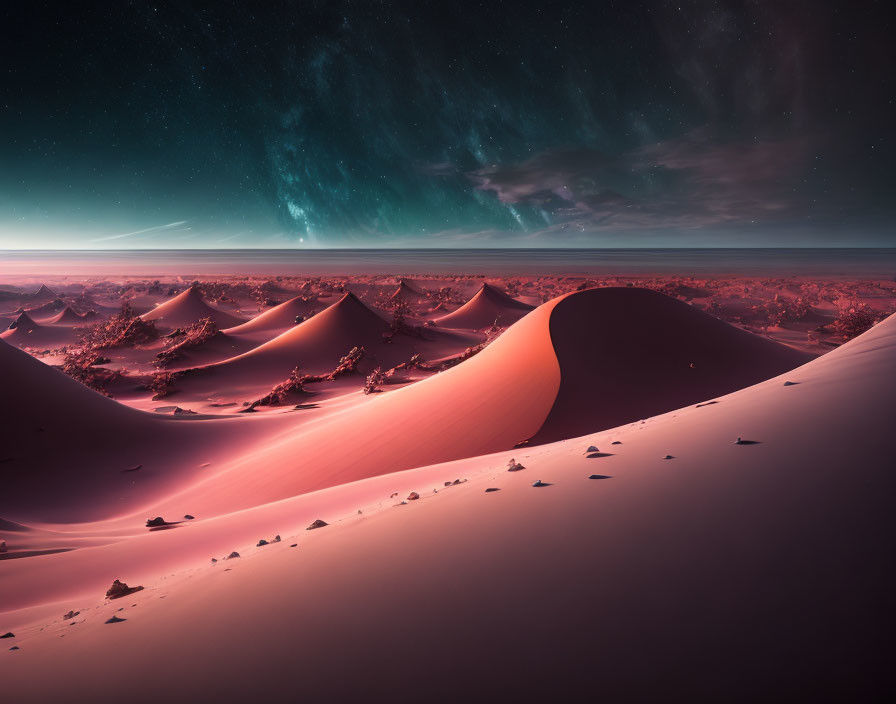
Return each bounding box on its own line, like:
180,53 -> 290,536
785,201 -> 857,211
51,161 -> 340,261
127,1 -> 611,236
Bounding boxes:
1,274 -> 894,701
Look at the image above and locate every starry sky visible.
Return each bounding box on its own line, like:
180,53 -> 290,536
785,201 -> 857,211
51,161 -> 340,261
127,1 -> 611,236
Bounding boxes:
1,0 -> 893,248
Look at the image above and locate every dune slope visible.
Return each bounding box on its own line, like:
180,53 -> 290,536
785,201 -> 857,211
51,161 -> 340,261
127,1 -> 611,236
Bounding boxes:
141,286 -> 245,329
1,312 -> 892,702
435,282 -> 534,328
531,287 -> 814,443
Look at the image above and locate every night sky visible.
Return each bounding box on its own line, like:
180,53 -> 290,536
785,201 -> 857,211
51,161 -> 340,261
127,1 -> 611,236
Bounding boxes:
1,1 -> 893,248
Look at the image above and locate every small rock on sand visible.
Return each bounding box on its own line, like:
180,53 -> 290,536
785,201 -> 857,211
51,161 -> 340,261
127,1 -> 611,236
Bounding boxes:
307,519 -> 328,530
485,488 -> 500,493
452,479 -> 465,485
145,517 -> 169,527
257,539 -> 269,547
63,610 -> 80,620
272,535 -> 281,543
10,645 -> 20,650
1,632 -> 14,639
104,616 -> 126,624
611,441 -> 622,445
662,455 -> 675,460
407,492 -> 420,500
105,580 -> 144,600
507,458 -> 525,472
586,445 -> 599,453
184,514 -> 195,520
226,552 -> 240,559
783,381 -> 798,386
211,558 -> 218,563
532,480 -> 549,487
289,544 -> 298,548
588,474 -> 612,480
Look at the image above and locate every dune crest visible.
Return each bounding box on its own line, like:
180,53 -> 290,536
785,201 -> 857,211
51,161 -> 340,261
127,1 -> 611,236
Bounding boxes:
435,282 -> 533,329
141,286 -> 245,329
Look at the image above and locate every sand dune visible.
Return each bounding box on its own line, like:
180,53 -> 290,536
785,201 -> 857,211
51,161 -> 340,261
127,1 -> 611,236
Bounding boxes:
135,288 -> 811,515
0,312 -> 77,347
177,293 -> 479,396
45,306 -> 94,326
1,310 -> 892,701
0,288 -> 810,522
435,282 -> 534,328
222,295 -> 328,338
0,338 -> 293,523
530,287 -> 814,443
141,286 -> 245,329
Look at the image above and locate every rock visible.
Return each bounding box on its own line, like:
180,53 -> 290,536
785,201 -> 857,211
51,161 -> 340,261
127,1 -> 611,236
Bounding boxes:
0,540 -> 6,553
662,455 -> 675,460
443,481 -> 452,487
0,632 -> 14,639
210,558 -> 218,563
257,539 -> 269,547
532,480 -> 549,487
226,551 -> 240,559
588,474 -> 612,480
289,544 -> 298,548
611,441 -> 622,445
506,458 -> 525,472
10,646 -> 20,650
63,610 -> 80,620
306,519 -> 328,530
272,535 -> 281,543
145,517 -> 169,527
485,487 -> 500,493
184,514 -> 195,520
104,616 -> 126,624
407,491 -> 420,500
783,380 -> 798,386
586,445 -> 599,453
452,479 -> 464,485
105,580 -> 144,600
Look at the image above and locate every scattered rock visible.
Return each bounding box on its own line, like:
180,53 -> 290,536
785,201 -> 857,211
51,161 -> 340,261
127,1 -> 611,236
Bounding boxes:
306,519 -> 328,530
407,492 -> 420,500
485,487 -> 500,493
257,539 -> 269,547
0,632 -> 14,639
105,580 -> 144,600
588,474 -> 612,480
226,551 -> 240,559
506,458 -> 525,472
63,610 -> 80,620
272,535 -> 281,543
452,479 -> 465,485
104,616 -> 126,624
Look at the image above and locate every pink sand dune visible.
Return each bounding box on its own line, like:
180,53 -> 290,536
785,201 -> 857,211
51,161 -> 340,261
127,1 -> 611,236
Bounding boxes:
140,286 -> 245,329
434,282 -> 534,328
1,308 -> 892,702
